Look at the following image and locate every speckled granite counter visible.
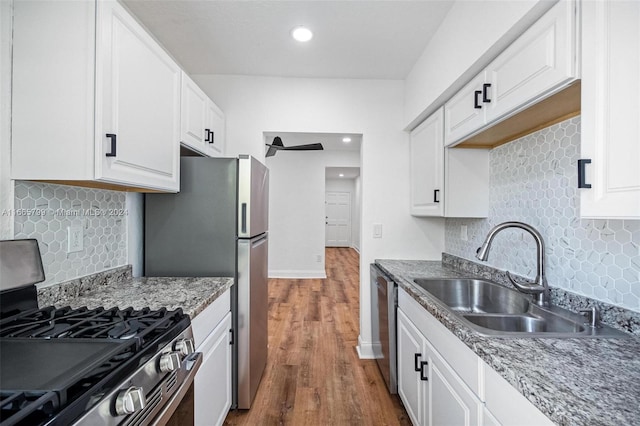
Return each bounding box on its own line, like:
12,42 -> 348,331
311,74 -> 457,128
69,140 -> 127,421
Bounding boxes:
375,259 -> 640,426
37,266 -> 234,319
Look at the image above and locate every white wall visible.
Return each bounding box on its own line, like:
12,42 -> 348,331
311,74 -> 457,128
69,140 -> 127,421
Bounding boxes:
194,74 -> 445,357
267,150 -> 359,278
403,0 -> 557,129
353,176 -> 361,251
325,177 -> 360,251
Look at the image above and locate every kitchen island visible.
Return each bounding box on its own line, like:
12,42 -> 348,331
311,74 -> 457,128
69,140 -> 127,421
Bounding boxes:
376,258 -> 640,426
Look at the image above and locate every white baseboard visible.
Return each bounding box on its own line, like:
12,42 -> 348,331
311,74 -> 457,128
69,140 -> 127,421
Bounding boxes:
356,335 -> 380,359
351,244 -> 360,253
268,270 -> 327,279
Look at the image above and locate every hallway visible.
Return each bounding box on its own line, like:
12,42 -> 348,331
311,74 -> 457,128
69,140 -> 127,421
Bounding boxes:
224,247 -> 410,425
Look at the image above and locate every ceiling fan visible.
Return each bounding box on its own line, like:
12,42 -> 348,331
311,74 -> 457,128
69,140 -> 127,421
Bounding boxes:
265,136 -> 324,157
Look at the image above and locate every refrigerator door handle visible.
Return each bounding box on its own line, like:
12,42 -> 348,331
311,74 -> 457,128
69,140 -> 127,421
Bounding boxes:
241,203 -> 247,234
251,234 -> 268,247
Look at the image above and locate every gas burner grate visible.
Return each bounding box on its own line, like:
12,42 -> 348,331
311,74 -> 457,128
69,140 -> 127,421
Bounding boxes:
0,306 -> 185,351
0,391 -> 58,426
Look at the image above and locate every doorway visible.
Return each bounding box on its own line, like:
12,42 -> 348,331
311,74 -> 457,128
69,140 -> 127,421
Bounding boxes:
325,191 -> 351,247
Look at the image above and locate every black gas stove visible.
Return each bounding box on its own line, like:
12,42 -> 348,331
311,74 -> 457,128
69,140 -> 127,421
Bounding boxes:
0,240 -> 201,426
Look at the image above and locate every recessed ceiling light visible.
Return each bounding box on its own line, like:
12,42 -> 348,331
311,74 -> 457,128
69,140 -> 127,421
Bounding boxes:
291,26 -> 313,42
339,173 -> 345,177
342,137 -> 352,143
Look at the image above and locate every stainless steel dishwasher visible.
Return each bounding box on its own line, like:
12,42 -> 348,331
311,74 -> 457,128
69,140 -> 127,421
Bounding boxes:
370,264 -> 397,394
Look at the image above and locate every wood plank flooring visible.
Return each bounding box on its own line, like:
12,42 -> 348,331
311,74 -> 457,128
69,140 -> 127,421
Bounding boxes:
224,247 -> 410,426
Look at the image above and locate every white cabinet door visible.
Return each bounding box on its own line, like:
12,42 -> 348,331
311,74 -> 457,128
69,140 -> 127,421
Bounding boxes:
195,312 -> 232,426
11,1 -> 180,192
411,108 -> 489,218
444,73 -> 487,146
181,73 -> 209,154
96,0 -> 180,191
426,340 -> 482,426
482,407 -> 502,426
485,0 -> 577,122
410,108 -> 444,216
580,0 -> 640,219
397,309 -> 427,425
205,100 -> 226,156
444,1 -> 578,148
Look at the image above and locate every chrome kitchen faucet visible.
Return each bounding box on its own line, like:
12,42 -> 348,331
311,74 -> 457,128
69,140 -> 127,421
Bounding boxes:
476,221 -> 550,306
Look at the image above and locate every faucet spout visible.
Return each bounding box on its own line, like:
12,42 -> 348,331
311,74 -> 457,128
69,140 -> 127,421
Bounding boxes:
476,221 -> 550,306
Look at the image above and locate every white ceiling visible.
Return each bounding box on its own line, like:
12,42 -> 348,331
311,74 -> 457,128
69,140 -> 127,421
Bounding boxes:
326,167 -> 360,179
123,0 -> 454,79
263,131 -> 361,152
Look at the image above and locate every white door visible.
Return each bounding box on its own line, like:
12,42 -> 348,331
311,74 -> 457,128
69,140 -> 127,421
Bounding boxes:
444,73 -> 487,146
325,192 -> 351,247
97,0 -> 180,191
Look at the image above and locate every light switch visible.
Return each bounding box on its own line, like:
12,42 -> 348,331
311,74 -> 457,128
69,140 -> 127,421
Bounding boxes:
373,223 -> 383,239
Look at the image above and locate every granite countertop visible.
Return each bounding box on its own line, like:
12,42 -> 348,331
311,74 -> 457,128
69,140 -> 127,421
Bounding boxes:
38,272 -> 234,319
376,259 -> 640,426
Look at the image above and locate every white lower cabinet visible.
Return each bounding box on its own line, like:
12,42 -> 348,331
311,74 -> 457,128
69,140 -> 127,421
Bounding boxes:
397,309 -> 481,426
397,288 -> 553,426
192,290 -> 232,426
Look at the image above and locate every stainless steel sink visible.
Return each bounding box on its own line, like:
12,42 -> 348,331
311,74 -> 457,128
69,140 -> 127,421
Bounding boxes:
413,278 -> 530,314
463,313 -> 585,334
412,278 -> 628,338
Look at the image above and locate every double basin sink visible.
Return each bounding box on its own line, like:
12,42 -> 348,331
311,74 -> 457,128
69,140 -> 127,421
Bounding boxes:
412,278 -> 627,338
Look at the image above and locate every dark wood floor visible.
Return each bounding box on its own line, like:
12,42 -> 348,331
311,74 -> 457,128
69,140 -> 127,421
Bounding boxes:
224,247 -> 410,426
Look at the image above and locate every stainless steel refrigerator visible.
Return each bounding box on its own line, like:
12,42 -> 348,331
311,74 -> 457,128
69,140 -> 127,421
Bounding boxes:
144,155 -> 268,409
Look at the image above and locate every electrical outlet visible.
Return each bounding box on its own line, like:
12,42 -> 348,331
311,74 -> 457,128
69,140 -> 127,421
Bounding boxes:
316,254 -> 322,263
67,226 -> 83,253
461,225 -> 468,241
373,223 -> 383,239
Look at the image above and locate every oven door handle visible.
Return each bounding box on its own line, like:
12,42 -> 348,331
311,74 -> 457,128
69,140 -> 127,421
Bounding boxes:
151,351 -> 203,426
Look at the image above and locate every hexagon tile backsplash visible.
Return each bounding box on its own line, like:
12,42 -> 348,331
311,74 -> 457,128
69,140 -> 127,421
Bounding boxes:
445,116 -> 640,312
13,182 -> 127,287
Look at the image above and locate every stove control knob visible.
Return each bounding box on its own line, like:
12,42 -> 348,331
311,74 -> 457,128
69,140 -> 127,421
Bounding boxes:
115,386 -> 146,416
174,338 -> 196,356
159,351 -> 181,373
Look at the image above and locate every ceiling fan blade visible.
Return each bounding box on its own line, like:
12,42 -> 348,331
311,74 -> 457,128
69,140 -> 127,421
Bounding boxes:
265,136 -> 285,157
282,143 -> 324,151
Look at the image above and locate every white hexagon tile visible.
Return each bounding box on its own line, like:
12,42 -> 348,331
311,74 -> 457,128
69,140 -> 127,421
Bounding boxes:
13,182 -> 127,287
445,116 -> 640,312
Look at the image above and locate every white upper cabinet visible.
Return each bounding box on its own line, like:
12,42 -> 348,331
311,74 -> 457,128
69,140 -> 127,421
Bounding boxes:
181,74 -> 210,153
410,109 -> 444,216
410,108 -> 489,218
181,72 -> 226,157
205,98 -> 226,156
580,0 -> 640,219
11,0 -> 180,192
444,0 -> 578,147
